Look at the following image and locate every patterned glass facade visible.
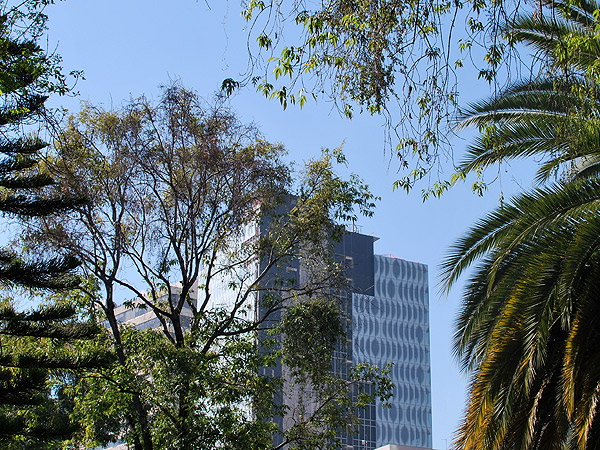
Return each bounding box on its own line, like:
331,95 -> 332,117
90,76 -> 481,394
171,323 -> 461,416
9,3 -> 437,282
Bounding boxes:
353,255 -> 432,449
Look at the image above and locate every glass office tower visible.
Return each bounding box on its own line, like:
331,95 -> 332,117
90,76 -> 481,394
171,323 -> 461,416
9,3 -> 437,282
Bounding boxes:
335,234 -> 432,450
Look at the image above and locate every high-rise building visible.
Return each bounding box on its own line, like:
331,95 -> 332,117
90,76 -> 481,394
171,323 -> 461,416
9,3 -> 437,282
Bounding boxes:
360,254 -> 432,448
330,232 -> 432,450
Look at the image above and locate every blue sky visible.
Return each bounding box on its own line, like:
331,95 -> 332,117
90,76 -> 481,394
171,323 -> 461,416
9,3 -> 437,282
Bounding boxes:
44,1 -> 538,447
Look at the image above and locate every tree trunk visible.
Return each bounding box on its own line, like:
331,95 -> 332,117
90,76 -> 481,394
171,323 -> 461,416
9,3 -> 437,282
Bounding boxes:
104,283 -> 154,450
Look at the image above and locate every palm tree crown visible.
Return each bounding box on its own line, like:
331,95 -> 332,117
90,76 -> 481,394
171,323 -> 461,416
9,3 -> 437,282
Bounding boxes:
457,0 -> 600,183
445,1 -> 600,450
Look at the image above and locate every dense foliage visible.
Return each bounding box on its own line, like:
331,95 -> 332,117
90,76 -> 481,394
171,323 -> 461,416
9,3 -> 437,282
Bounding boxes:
0,0 -> 105,447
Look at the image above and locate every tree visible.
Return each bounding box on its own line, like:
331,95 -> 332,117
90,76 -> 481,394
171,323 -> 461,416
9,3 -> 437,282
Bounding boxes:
442,1 -> 600,449
30,85 -> 388,449
232,0 -> 539,189
0,0 -> 107,447
442,180 -> 600,450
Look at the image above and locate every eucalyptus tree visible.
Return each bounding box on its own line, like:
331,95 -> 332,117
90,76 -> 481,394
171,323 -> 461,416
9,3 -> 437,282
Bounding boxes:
230,0 -> 548,190
31,85 -> 388,449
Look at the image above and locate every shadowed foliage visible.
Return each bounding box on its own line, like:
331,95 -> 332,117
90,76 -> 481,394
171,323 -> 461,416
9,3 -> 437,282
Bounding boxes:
0,1 -> 108,447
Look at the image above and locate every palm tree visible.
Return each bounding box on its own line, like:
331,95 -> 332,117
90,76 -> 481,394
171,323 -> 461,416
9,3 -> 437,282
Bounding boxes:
456,0 -> 600,182
444,1 -> 600,449
444,179 -> 600,450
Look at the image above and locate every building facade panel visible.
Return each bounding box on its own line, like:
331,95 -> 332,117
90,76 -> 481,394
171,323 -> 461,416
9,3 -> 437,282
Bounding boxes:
353,254 -> 432,449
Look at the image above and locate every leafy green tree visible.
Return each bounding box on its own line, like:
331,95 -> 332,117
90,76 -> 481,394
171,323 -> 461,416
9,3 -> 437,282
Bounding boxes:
31,85 -> 388,449
442,1 -> 600,449
0,0 -> 107,447
235,0 -> 541,188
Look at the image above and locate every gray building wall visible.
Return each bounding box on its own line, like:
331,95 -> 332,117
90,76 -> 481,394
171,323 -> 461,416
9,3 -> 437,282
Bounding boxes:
334,235 -> 432,450
259,229 -> 433,450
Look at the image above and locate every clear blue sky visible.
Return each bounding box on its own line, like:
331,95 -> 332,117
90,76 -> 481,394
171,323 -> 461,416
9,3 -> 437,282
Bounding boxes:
45,1 -> 537,448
